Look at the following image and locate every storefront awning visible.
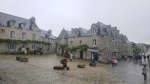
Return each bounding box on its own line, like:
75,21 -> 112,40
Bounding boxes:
88,49 -> 100,52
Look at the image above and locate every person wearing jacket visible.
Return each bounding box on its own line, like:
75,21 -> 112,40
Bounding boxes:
142,66 -> 148,80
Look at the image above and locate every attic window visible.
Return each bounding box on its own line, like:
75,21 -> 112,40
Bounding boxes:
19,23 -> 25,28
93,28 -> 96,34
7,19 -> 16,27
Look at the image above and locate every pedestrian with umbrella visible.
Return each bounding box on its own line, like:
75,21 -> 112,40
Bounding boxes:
142,64 -> 148,81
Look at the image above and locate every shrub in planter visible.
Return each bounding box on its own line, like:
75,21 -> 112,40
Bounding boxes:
89,61 -> 96,67
77,65 -> 86,68
16,56 -> 21,60
20,57 -> 28,62
53,66 -> 69,70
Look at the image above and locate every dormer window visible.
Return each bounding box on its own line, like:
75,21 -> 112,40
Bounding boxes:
29,25 -> 35,30
19,23 -> 25,28
92,28 -> 96,34
75,31 -> 79,37
7,19 -> 16,27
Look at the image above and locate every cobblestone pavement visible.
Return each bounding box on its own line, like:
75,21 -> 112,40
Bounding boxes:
103,59 -> 150,84
0,54 -> 123,84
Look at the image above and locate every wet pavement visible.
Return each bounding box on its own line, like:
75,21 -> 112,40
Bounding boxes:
103,58 -> 150,84
0,54 -> 123,84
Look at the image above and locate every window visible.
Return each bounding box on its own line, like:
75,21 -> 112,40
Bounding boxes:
93,39 -> 96,46
45,38 -> 47,42
10,31 -> 15,38
93,28 -> 96,34
32,34 -> 36,40
21,24 -> 24,28
8,43 -> 16,49
70,41 -> 73,46
42,37 -> 44,42
22,32 -> 26,40
79,40 -> 82,45
31,44 -> 36,50
48,38 -> 50,43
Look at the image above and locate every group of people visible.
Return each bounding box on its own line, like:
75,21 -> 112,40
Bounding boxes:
111,57 -> 118,67
128,54 -> 149,81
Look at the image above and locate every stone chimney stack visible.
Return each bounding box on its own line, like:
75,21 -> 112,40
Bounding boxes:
30,17 -> 36,23
48,30 -> 52,35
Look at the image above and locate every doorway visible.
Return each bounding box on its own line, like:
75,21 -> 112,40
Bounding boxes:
80,51 -> 83,59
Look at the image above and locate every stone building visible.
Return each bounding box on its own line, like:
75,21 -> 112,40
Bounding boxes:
0,12 -> 56,54
57,22 -> 132,62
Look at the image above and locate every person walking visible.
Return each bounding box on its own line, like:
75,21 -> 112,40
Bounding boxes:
147,55 -> 149,61
111,58 -> 115,67
69,53 -> 73,62
62,58 -> 68,74
144,55 -> 146,62
135,56 -> 138,62
114,58 -> 118,66
142,65 -> 148,80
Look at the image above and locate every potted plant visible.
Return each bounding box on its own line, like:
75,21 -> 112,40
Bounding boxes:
89,60 -> 96,67
77,64 -> 86,68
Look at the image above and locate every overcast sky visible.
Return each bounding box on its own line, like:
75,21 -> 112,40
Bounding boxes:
0,0 -> 150,44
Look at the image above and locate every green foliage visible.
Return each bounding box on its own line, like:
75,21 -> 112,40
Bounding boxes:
0,38 -> 51,45
78,44 -> 89,51
133,47 -> 142,54
59,44 -> 68,49
63,44 -> 89,51
69,46 -> 79,51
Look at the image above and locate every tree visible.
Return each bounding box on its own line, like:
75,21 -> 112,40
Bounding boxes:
133,47 -> 142,55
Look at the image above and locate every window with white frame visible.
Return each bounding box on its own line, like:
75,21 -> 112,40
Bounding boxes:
22,32 -> 26,40
42,37 -> 44,42
8,43 -> 16,49
93,28 -> 96,34
10,31 -> 15,38
31,44 -> 36,50
32,34 -> 36,40
93,39 -> 96,46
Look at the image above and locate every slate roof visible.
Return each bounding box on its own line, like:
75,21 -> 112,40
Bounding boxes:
40,29 -> 56,39
96,22 -> 109,35
58,29 -> 71,38
65,21 -> 112,37
0,12 -> 40,31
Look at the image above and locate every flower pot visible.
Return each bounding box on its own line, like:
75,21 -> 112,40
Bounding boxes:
89,62 -> 96,67
53,66 -> 69,70
16,56 -> 21,60
77,65 -> 85,68
19,57 -> 28,62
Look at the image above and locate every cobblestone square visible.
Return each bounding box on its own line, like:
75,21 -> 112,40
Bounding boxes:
0,54 -> 123,84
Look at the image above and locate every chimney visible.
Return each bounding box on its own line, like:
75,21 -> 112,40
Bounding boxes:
30,17 -> 36,23
48,30 -> 52,35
